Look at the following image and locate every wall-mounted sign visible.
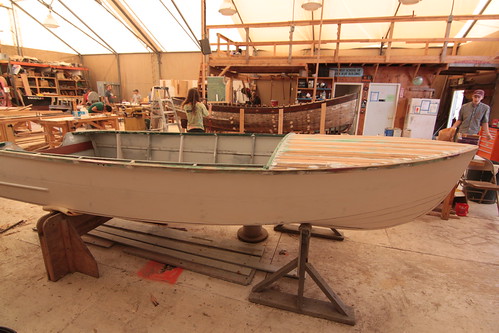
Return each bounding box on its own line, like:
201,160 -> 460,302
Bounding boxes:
329,68 -> 364,77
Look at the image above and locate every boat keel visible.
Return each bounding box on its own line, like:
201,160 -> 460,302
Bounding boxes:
36,211 -> 111,281
249,223 -> 355,325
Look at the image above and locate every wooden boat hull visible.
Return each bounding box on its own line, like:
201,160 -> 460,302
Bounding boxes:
0,132 -> 477,230
175,93 -> 358,133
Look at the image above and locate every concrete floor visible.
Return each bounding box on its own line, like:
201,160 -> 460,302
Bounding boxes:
0,197 -> 497,333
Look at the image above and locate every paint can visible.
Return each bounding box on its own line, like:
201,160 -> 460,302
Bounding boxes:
455,203 -> 469,217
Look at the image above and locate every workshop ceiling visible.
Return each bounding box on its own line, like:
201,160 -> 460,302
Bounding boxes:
0,0 -> 497,55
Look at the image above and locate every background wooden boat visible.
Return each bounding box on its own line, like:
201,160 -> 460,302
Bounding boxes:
0,131 -> 476,230
173,93 -> 359,134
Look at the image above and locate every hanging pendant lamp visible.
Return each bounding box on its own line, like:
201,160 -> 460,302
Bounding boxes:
219,0 -> 237,16
43,10 -> 59,29
301,0 -> 322,11
399,0 -> 421,5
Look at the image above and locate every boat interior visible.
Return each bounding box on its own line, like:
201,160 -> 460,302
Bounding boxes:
39,131 -> 285,167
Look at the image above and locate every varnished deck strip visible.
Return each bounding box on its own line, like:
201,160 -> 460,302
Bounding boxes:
269,134 -> 476,170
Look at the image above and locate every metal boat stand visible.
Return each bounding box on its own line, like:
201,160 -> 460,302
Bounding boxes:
36,211 -> 111,281
274,223 -> 344,241
249,223 -> 355,325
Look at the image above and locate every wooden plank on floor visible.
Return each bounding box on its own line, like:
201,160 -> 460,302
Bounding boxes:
82,234 -> 115,248
96,224 -> 263,269
89,229 -> 254,275
98,220 -> 296,278
124,247 -> 255,286
105,218 -> 265,256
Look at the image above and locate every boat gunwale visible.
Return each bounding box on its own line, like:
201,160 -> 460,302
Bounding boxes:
207,93 -> 359,114
0,140 -> 477,174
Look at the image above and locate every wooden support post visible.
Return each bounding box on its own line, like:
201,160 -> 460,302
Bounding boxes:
335,23 -> 341,62
239,108 -> 245,133
441,15 -> 453,63
37,211 -> 111,281
320,102 -> 326,134
245,27 -> 250,63
385,22 -> 395,62
278,108 -> 284,134
373,64 -> 380,82
441,183 -> 458,220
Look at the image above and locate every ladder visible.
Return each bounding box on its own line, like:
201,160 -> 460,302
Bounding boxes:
149,86 -> 183,132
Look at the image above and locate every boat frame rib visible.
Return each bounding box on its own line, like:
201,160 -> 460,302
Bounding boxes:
249,223 -> 355,325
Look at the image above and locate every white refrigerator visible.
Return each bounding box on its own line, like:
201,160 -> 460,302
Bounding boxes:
404,98 -> 440,139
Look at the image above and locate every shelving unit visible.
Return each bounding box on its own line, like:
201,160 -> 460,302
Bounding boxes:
25,76 -> 58,95
58,78 -> 88,97
296,77 -> 333,102
3,61 -> 89,98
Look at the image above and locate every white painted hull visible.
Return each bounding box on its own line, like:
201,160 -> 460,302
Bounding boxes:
0,132 -> 477,229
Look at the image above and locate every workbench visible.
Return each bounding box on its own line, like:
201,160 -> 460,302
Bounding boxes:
0,111 -> 65,142
38,114 -> 119,147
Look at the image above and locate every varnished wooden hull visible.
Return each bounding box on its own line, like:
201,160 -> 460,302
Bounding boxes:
175,93 -> 358,133
0,132 -> 477,230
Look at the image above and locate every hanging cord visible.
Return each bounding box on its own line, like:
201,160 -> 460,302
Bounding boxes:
288,0 -> 295,62
311,0 -> 325,102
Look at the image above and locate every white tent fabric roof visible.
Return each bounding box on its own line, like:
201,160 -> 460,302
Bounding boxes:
0,0 -> 497,55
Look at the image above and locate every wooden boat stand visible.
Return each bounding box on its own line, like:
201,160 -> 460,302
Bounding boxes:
274,224 -> 344,241
36,211 -> 111,282
249,223 -> 355,325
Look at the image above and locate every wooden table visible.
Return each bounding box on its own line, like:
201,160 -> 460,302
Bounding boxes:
0,111 -> 65,142
39,114 -> 119,147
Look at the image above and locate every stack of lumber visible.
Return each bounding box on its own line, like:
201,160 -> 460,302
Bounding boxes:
87,219 -> 269,285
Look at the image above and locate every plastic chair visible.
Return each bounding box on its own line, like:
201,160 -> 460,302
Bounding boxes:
461,157 -> 499,213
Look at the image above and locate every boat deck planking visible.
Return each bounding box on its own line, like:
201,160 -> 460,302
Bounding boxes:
269,134 -> 475,170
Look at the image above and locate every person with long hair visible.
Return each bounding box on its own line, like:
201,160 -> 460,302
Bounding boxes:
181,88 -> 209,132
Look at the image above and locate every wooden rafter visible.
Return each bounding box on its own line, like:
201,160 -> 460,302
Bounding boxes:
207,14 -> 499,30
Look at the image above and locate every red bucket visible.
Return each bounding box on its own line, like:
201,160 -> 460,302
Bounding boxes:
455,203 -> 469,216
271,100 -> 278,107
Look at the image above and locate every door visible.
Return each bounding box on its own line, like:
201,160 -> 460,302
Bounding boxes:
447,90 -> 464,128
363,83 -> 400,136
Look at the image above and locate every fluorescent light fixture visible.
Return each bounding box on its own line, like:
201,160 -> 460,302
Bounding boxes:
302,0 -> 322,11
219,0 -> 236,16
43,11 -> 59,28
399,0 -> 421,4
